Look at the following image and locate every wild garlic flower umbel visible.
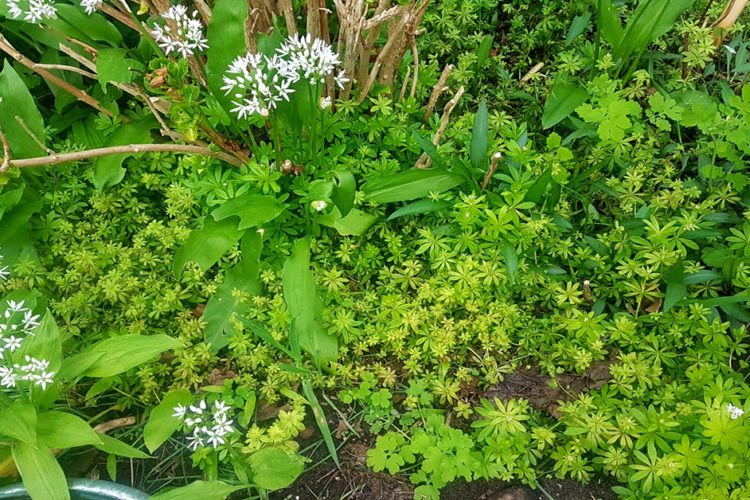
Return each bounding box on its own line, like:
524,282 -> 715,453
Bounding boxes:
222,34 -> 348,120
173,399 -> 235,450
150,5 -> 208,58
79,0 -> 100,15
0,251 -> 9,281
0,355 -> 55,390
6,0 -> 57,23
1,299 -> 41,360
727,403 -> 745,420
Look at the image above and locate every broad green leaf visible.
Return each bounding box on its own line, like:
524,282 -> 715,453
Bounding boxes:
332,209 -> 377,236
41,49 -> 81,111
0,60 -> 46,158
96,48 -> 144,89
470,99 -> 489,170
362,168 -> 464,204
302,379 -> 339,467
92,122 -> 154,189
412,130 -> 446,168
282,238 -> 338,366
58,351 -> 105,381
596,0 -> 623,49
695,293 -> 750,308
566,13 -> 592,46
0,191 -> 43,245
37,411 -> 102,449
501,243 -> 518,284
476,35 -> 494,68
387,199 -> 451,220
94,434 -> 150,459
524,169 -> 553,204
331,170 -> 356,217
663,262 -> 686,312
542,82 -> 590,129
152,481 -> 244,500
206,0 -> 248,114
616,0 -> 694,67
144,389 -> 193,453
211,194 -> 284,230
17,310 -> 63,375
0,401 -> 37,445
80,334 -> 184,377
173,217 -> 245,278
720,302 -> 750,322
55,5 -> 122,46
12,442 -> 69,500
684,270 -> 721,284
248,447 -> 304,490
237,317 -> 296,360
204,232 -> 262,350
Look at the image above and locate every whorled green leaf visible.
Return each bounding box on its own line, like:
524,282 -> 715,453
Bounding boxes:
0,60 -> 46,158
144,389 -> 193,453
173,217 -> 245,278
542,82 -> 590,129
211,194 -> 284,231
362,168 -> 464,204
282,238 -> 337,366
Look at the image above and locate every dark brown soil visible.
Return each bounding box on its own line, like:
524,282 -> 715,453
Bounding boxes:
272,443 -> 618,500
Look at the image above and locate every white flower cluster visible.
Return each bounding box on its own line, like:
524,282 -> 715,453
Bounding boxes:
0,250 -> 9,281
79,0 -> 100,15
0,355 -> 55,390
727,403 -> 745,420
173,399 -> 235,450
1,300 -> 40,360
150,5 -> 208,58
222,34 -> 348,120
6,0 -> 57,23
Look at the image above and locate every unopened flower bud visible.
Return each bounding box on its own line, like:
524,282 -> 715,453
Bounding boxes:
312,200 -> 327,212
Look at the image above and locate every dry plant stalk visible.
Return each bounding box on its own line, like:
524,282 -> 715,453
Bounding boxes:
711,0 -> 748,44
520,62 -> 544,86
481,152 -> 502,189
415,85 -> 465,169
424,64 -> 452,121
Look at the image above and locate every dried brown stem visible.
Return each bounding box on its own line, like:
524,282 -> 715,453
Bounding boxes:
99,3 -> 140,31
0,127 -> 10,174
424,64 -> 452,121
93,417 -> 137,434
409,38 -> 419,99
415,85 -> 464,169
34,63 -> 98,80
481,152 -> 502,190
9,144 -> 244,169
194,0 -> 212,25
15,116 -> 53,154
0,34 -> 116,119
278,0 -> 298,35
520,62 -> 544,86
398,65 -> 411,102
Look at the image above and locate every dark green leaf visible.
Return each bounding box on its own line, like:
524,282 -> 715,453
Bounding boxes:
152,481 -> 244,500
566,13 -> 592,46
204,232 -> 262,350
477,35 -> 494,68
387,199 -> 451,220
0,401 -> 37,445
211,194 -> 284,230
206,0 -> 248,114
501,244 -> 518,284
362,168 -> 464,204
412,130 -> 446,168
302,379 -> 339,467
332,209 -> 377,236
663,262 -> 686,312
0,60 -> 46,158
596,0 -> 623,48
173,217 -> 245,278
144,390 -> 193,453
37,411 -> 102,449
249,448 -> 304,491
92,122 -> 154,189
55,5 -> 122,46
524,169 -> 552,204
282,238 -> 337,366
470,99 -> 489,170
13,442 -> 69,500
542,82 -> 590,129
331,170 -> 356,217
80,335 -> 184,377
96,48 -> 144,89
94,434 -> 150,459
